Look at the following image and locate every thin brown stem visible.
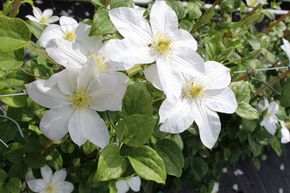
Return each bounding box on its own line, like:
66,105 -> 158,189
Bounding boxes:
9,0 -> 22,18
262,11 -> 290,33
253,70 -> 290,98
104,0 -> 111,9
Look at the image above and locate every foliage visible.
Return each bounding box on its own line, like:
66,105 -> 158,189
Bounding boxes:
0,0 -> 289,193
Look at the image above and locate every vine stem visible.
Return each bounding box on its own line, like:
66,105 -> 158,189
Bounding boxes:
9,0 -> 22,17
0,92 -> 27,98
0,139 -> 8,148
262,11 -> 290,33
0,115 -> 24,137
253,70 -> 290,98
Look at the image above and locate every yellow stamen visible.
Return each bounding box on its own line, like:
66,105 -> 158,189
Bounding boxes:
154,34 -> 172,54
71,89 -> 90,108
40,17 -> 48,24
47,184 -> 56,193
95,55 -> 109,73
182,79 -> 205,99
65,32 -> 76,41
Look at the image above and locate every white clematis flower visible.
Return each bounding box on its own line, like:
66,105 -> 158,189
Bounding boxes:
116,176 -> 141,193
159,61 -> 237,149
280,121 -> 290,144
26,62 -> 128,147
27,165 -> 74,193
38,16 -> 84,48
45,23 -> 124,73
258,98 -> 279,135
281,39 -> 290,63
106,1 -> 204,99
26,7 -> 59,25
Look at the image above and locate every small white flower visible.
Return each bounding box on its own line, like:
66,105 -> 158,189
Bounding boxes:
211,182 -> 219,193
246,0 -> 267,7
106,1 -> 204,100
26,63 -> 128,147
280,121 -> 290,144
280,163 -> 285,171
116,176 -> 141,193
258,98 -> 279,135
234,169 -> 244,176
222,168 -> 228,173
38,16 -> 83,47
27,165 -> 74,193
26,7 -> 59,25
281,39 -> 290,63
158,61 -> 237,149
232,184 -> 239,191
279,188 -> 284,193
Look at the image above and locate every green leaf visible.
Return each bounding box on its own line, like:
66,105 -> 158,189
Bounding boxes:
117,114 -> 155,146
122,83 -> 153,115
6,178 -> 21,193
187,2 -> 202,20
236,102 -> 259,120
280,79 -> 290,107
111,0 -> 133,8
248,135 -> 262,157
166,0 -> 186,20
0,16 -> 31,52
155,139 -> 184,177
270,137 -> 282,156
231,81 -> 259,120
121,145 -> 166,184
220,0 -> 241,13
94,144 -> 128,181
90,9 -> 117,36
46,149 -> 63,171
0,48 -> 24,70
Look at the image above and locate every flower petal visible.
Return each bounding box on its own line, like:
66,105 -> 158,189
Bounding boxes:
89,72 -> 128,112
105,39 -> 155,69
258,98 -> 269,111
38,24 -> 64,47
281,127 -> 290,144
68,109 -> 88,146
194,104 -> 221,149
127,176 -> 141,192
81,109 -> 110,148
46,38 -> 87,71
59,16 -> 78,33
203,88 -> 238,114
26,15 -> 40,23
171,29 -> 198,51
41,165 -> 53,183
55,181 -> 74,193
159,99 -> 195,133
116,180 -> 129,193
260,118 -> 277,135
40,106 -> 73,141
144,63 -> 162,90
156,57 -> 183,100
268,101 -> 279,115
26,76 -> 69,109
47,16 -> 59,24
42,9 -> 53,18
109,7 -> 152,44
150,1 -> 178,34
57,70 -> 78,95
202,61 -> 231,90
32,7 -> 42,19
281,38 -> 290,60
51,169 -> 67,184
170,47 -> 205,75
27,179 -> 47,192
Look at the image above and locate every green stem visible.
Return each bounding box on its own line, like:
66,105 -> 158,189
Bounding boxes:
9,0 -> 22,18
0,115 -> 24,138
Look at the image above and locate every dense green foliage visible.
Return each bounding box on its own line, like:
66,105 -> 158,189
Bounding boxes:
0,0 -> 289,193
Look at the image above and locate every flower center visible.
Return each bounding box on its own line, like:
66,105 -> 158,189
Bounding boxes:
65,32 -> 76,41
181,78 -> 205,99
40,16 -> 48,24
71,89 -> 90,108
95,55 -> 109,73
46,184 -> 56,193
154,34 -> 172,54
